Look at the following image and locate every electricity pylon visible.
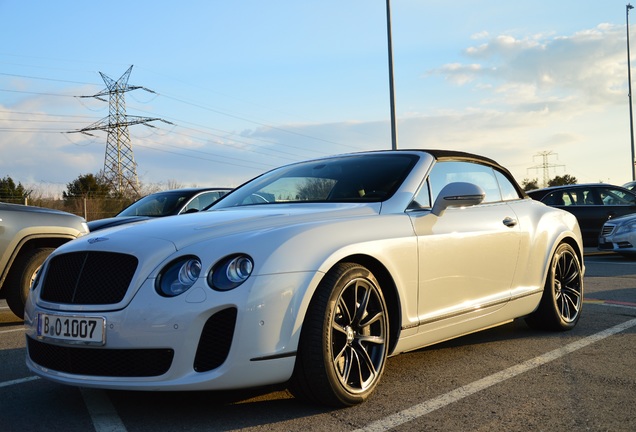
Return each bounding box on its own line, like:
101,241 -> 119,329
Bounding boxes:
527,151 -> 565,187
73,65 -> 171,196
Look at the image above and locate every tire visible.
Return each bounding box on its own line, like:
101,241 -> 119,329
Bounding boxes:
5,247 -> 54,320
525,243 -> 583,331
289,262 -> 389,407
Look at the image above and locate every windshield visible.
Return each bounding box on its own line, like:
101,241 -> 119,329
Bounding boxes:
213,153 -> 418,208
118,191 -> 191,217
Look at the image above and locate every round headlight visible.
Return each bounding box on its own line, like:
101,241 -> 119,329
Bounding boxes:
156,256 -> 202,297
208,254 -> 253,291
617,223 -> 636,235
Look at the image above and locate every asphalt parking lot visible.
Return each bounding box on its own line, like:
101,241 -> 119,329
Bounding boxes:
1,251 -> 635,432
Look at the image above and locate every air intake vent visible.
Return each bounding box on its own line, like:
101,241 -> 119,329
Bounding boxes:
193,308 -> 238,372
27,337 -> 173,377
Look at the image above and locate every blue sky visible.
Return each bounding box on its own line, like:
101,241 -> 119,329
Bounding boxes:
0,0 -> 633,196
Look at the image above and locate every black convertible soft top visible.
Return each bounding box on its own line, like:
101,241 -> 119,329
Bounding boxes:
407,149 -> 500,167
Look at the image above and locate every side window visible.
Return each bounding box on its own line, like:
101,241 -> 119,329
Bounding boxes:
428,161 -> 502,204
183,197 -> 200,213
410,180 -> 432,209
494,170 -> 521,201
196,191 -> 224,209
542,192 -> 566,206
183,191 -> 227,213
579,189 -> 598,205
599,188 -> 636,205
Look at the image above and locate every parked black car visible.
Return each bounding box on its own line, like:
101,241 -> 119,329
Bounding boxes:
88,187 -> 231,231
527,183 -> 636,246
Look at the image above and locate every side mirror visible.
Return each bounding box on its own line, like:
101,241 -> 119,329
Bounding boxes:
431,182 -> 486,216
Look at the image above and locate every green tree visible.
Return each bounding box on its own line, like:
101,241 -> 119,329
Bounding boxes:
63,173 -> 112,199
548,174 -> 577,187
63,173 -> 122,220
521,178 -> 540,191
0,176 -> 29,203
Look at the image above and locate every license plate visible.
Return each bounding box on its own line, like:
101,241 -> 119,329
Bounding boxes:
37,313 -> 105,345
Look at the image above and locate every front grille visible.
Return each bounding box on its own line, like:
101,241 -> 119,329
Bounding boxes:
601,225 -> 615,236
27,337 -> 173,377
193,308 -> 237,372
40,252 -> 138,305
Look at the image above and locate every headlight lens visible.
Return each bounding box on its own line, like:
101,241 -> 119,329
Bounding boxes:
616,223 -> 636,235
156,256 -> 202,297
208,254 -> 253,291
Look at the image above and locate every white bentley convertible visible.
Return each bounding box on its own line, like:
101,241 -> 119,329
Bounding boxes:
25,150 -> 584,407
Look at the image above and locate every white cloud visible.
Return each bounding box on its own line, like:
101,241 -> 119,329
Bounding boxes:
433,24 -> 626,109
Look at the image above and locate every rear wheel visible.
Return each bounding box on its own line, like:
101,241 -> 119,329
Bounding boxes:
525,243 -> 583,331
290,262 -> 389,406
5,247 -> 54,319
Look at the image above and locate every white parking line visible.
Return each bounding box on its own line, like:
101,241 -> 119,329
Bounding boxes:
0,376 -> 39,388
355,317 -> 636,432
0,328 -> 24,335
0,378 -> 126,432
81,388 -> 127,432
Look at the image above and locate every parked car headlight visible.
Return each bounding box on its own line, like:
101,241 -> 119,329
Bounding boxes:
616,223 -> 636,235
208,254 -> 253,291
156,256 -> 202,297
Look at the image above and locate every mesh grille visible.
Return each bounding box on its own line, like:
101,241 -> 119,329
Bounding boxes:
27,337 -> 173,377
193,308 -> 237,372
40,252 -> 138,305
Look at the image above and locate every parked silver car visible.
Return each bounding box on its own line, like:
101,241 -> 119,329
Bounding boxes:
622,181 -> 636,191
598,213 -> 636,257
0,202 -> 88,318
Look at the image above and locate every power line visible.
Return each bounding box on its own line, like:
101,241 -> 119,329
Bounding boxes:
0,62 -> 370,171
69,66 -> 172,196
0,72 -> 96,86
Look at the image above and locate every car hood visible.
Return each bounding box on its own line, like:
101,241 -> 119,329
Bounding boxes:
80,203 -> 381,251
0,202 -> 79,217
606,212 -> 636,225
87,216 -> 152,231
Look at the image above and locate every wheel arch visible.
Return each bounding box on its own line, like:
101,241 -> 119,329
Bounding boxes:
544,233 -> 584,281
560,235 -> 583,266
1,235 -> 73,290
321,253 -> 402,356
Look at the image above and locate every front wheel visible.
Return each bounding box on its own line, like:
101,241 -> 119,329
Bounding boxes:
5,247 -> 54,320
525,243 -> 583,331
290,262 -> 389,406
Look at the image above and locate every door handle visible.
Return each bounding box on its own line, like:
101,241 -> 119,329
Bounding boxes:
503,217 -> 518,227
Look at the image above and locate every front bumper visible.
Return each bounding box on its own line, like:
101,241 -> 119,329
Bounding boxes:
24,271 -> 321,391
598,232 -> 636,254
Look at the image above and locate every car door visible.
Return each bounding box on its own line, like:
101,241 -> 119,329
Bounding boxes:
595,186 -> 636,219
408,160 -> 522,327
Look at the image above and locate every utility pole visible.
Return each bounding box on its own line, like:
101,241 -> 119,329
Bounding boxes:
627,3 -> 635,180
72,66 -> 171,196
528,151 -> 565,187
386,0 -> 398,150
